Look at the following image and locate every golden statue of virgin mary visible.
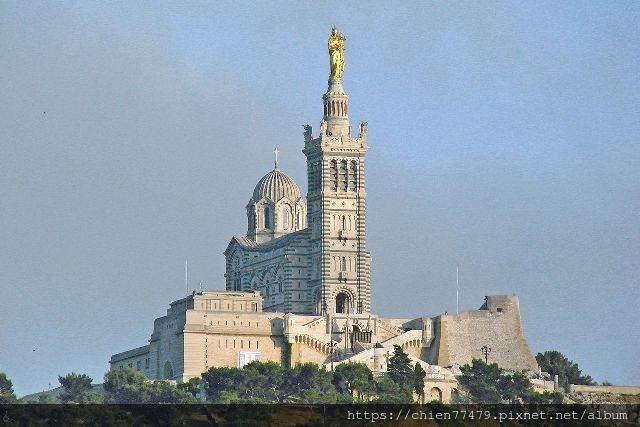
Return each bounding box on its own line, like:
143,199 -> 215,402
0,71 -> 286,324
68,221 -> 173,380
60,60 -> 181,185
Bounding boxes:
328,27 -> 345,80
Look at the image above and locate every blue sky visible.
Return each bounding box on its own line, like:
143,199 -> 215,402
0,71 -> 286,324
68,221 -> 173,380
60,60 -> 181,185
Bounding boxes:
1,1 -> 638,396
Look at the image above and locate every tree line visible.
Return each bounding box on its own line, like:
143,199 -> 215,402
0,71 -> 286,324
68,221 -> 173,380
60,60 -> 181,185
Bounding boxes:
1,347 -> 595,404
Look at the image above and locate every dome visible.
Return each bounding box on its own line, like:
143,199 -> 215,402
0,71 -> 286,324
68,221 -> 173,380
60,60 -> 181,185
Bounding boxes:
252,168 -> 301,202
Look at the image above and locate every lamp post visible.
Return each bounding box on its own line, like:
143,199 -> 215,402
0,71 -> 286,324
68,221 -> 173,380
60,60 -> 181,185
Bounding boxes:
328,341 -> 338,371
481,345 -> 492,364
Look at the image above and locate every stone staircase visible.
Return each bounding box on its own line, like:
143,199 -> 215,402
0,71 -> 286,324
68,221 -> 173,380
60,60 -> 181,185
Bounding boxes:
380,329 -> 424,349
375,318 -> 405,336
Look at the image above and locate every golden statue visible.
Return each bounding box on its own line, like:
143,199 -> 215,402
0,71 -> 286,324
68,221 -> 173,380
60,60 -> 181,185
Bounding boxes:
328,26 -> 345,80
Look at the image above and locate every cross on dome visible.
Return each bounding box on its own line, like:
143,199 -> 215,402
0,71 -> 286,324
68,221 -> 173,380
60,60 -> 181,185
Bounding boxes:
273,147 -> 280,169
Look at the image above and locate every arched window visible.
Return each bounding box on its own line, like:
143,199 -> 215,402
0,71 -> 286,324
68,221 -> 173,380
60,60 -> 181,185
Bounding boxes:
339,160 -> 347,191
330,160 -> 338,191
341,256 -> 347,271
163,361 -> 174,380
341,215 -> 346,231
249,211 -> 256,231
349,161 -> 357,191
336,292 -> 349,314
264,206 -> 270,229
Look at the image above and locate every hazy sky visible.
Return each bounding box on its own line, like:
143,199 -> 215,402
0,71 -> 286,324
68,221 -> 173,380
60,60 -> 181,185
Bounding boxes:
1,2 -> 638,396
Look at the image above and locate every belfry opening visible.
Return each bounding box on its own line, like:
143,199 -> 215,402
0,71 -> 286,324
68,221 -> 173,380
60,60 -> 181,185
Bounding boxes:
335,292 -> 350,314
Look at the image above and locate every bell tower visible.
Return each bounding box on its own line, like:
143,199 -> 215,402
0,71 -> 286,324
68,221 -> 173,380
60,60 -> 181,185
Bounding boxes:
303,27 -> 371,315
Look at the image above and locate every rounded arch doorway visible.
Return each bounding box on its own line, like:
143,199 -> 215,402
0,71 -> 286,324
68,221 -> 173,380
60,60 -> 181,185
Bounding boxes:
335,291 -> 351,314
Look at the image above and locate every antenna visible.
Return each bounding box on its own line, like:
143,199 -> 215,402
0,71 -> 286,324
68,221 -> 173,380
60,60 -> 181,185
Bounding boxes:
185,260 -> 188,296
456,266 -> 459,314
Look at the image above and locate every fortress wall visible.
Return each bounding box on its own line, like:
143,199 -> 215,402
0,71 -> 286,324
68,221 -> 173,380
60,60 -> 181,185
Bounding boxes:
182,311 -> 286,379
185,310 -> 284,335
109,345 -> 151,378
183,333 -> 285,380
434,296 -> 538,372
183,332 -> 206,379
570,385 -> 640,395
147,313 -> 187,381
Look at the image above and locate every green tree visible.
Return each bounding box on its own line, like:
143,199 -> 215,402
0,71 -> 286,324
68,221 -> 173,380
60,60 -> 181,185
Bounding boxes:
332,362 -> 376,401
104,368 -> 146,403
413,362 -> 426,401
201,366 -> 244,402
458,359 -> 548,404
373,376 -> 407,403
283,363 -> 339,403
458,359 -> 504,403
139,380 -> 195,403
58,372 -> 94,403
177,377 -> 201,399
104,368 -> 194,403
536,350 -> 594,391
242,361 -> 284,402
387,345 -> 415,400
498,371 -> 531,403
0,373 -> 17,403
37,393 -> 58,404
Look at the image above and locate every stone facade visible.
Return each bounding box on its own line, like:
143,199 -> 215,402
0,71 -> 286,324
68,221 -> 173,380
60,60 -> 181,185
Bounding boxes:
110,292 -> 538,402
110,29 -> 540,403
303,78 -> 372,316
223,62 -> 371,317
110,291 -> 285,381
224,231 -> 312,313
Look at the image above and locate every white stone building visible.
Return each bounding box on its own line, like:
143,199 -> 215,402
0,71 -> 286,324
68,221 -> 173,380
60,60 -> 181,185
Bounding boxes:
110,28 -> 538,403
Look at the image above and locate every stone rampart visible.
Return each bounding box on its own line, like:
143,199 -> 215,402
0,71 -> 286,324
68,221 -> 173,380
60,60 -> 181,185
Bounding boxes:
432,296 -> 537,372
570,385 -> 640,395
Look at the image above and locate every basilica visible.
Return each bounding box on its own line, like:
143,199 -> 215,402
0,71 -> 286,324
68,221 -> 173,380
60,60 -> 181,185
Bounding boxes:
110,28 -> 538,403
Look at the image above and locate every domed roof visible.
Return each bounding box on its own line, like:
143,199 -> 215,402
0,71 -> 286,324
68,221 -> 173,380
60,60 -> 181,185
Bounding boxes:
252,167 -> 301,202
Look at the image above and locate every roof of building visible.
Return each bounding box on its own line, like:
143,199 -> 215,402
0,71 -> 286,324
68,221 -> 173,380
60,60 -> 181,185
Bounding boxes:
252,167 -> 302,203
226,229 -> 309,254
